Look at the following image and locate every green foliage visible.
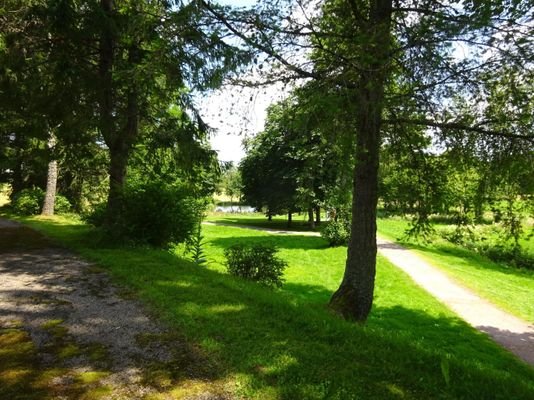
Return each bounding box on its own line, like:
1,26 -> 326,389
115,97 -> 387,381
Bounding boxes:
320,219 -> 350,246
11,188 -> 71,215
54,194 -> 72,214
224,244 -> 287,288
440,225 -> 533,270
18,216 -> 534,398
187,222 -> 207,266
88,181 -> 199,248
240,83 -> 353,219
11,188 -> 44,215
218,164 -> 242,203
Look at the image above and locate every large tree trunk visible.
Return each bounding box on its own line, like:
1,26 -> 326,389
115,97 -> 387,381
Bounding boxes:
41,134 -> 58,216
329,0 -> 392,322
99,0 -> 140,223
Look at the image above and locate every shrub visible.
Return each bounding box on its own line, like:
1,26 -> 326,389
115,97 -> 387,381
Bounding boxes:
54,194 -> 72,214
11,188 -> 72,215
83,202 -> 107,227
224,244 -> 287,288
12,188 -> 44,215
321,220 -> 351,246
86,181 -> 200,247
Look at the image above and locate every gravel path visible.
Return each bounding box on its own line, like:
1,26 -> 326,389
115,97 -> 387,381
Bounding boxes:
205,221 -> 534,366
0,218 -> 225,399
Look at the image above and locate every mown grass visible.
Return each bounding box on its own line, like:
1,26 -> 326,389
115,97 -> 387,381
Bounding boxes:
377,217 -> 534,322
206,212 -> 320,232
208,212 -> 534,323
6,214 -> 534,399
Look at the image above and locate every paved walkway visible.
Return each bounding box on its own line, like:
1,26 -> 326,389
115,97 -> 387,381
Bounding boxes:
205,221 -> 534,366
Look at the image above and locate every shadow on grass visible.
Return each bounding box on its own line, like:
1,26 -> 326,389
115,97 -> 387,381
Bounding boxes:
208,234 -> 328,251
2,217 -> 534,399
118,253 -> 534,399
210,217 -> 320,232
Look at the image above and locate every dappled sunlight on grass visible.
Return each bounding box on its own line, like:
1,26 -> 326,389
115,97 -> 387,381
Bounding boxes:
5,215 -> 534,399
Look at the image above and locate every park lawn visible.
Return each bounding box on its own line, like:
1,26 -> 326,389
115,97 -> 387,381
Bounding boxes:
377,217 -> 534,323
9,214 -> 534,399
206,212 -> 321,232
208,212 -> 534,323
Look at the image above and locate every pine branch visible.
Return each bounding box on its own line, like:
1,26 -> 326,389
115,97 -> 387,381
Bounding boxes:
383,118 -> 534,142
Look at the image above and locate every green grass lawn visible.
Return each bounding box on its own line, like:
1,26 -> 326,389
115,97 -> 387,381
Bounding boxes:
377,217 -> 534,323
208,212 -> 534,323
5,214 -> 533,399
206,212 -> 321,232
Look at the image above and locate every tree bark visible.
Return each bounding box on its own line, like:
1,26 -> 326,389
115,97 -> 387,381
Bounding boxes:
98,0 -> 140,223
315,206 -> 321,224
98,0 -> 121,222
41,134 -> 58,216
287,211 -> 292,227
329,0 -> 392,322
106,77 -> 138,218
11,133 -> 24,196
308,207 -> 315,228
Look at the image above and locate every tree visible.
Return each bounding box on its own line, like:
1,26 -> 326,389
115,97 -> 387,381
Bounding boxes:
41,134 -> 58,216
93,0 -> 248,224
240,119 -> 299,219
220,164 -> 243,206
2,0 -> 250,227
241,82 -> 354,225
203,0 -> 534,321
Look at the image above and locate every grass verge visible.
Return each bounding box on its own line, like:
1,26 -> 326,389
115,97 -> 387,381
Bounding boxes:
5,214 -> 534,399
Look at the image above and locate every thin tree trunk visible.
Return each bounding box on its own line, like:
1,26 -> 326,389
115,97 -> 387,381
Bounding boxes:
315,206 -> 321,224
287,211 -> 292,227
329,0 -> 392,322
106,77 -> 138,218
11,133 -> 24,196
98,0 -> 123,222
41,134 -> 58,216
308,207 -> 315,228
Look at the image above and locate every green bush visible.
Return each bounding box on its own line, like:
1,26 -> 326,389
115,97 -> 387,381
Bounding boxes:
321,220 -> 351,246
12,188 -> 44,215
54,194 -> 72,214
12,188 -> 72,215
83,202 -> 107,227
86,181 -> 199,247
224,244 -> 287,288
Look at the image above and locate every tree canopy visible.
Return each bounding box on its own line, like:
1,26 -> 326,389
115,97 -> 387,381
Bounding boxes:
208,0 -> 534,320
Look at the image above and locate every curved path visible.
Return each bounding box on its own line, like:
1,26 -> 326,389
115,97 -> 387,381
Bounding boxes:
205,221 -> 534,366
